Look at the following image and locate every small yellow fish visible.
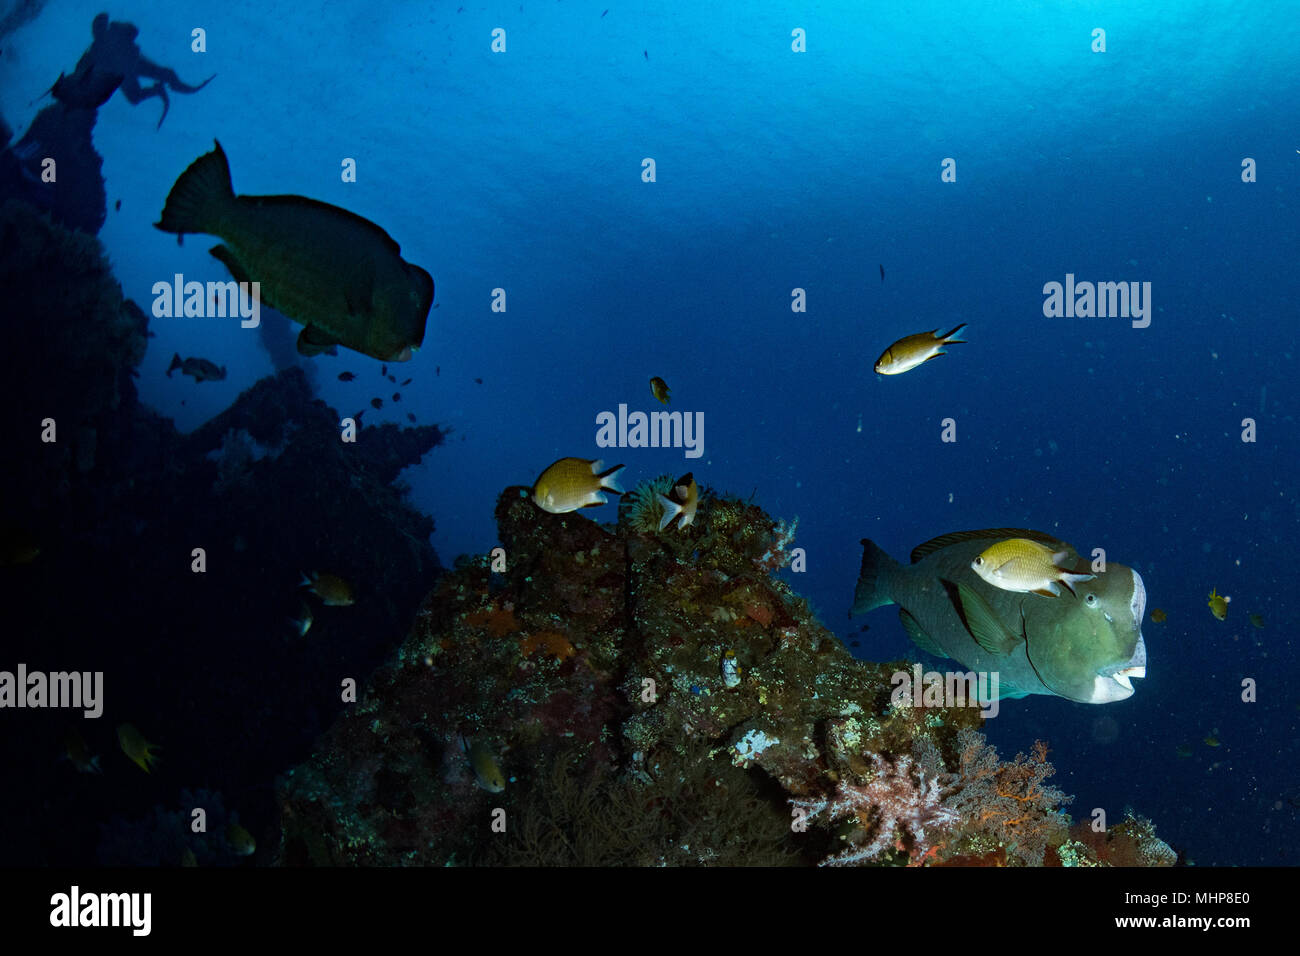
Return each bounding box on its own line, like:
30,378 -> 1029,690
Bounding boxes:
971,538 -> 1095,597
462,736 -> 506,793
532,457 -> 625,514
1207,588 -> 1230,621
657,473 -> 699,531
1150,608 -> 1167,623
874,323 -> 967,375
226,822 -> 256,856
301,571 -> 355,606
1249,613 -> 1264,629
63,728 -> 101,774
650,376 -> 671,405
117,723 -> 161,773
1203,736 -> 1221,748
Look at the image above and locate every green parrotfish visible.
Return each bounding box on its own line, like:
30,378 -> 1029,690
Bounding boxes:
154,141 -> 433,363
851,528 -> 1147,703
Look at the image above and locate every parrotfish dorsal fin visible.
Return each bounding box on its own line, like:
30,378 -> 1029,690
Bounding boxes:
953,581 -> 1023,656
909,528 -> 1067,563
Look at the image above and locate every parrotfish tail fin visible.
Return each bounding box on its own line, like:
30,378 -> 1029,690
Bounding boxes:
167,352 -> 182,376
942,323 -> 967,344
153,140 -> 235,235
596,463 -> 625,495
656,493 -> 683,531
851,538 -> 901,616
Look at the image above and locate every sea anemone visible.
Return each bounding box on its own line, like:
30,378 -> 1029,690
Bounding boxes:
624,474 -> 675,533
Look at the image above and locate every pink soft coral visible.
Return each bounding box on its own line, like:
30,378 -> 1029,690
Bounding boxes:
791,753 -> 958,865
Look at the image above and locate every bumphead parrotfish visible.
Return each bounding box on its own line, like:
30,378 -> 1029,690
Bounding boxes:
154,141 -> 433,363
851,528 -> 1147,703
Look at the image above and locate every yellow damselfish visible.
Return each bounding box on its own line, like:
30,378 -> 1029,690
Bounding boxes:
117,723 -> 161,773
532,458 -> 625,514
226,822 -> 256,856
301,571 -> 355,606
462,736 -> 506,793
970,537 -> 1095,598
657,473 -> 699,531
1207,589 -> 1229,621
874,324 -> 967,375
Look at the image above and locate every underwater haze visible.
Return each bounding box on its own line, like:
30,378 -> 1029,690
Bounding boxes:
1,0 -> 1298,869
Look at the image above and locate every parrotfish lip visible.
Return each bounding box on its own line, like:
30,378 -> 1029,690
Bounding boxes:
1090,633 -> 1147,701
1110,665 -> 1147,692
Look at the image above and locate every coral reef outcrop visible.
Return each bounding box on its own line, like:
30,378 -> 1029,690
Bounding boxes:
276,485 -> 1175,867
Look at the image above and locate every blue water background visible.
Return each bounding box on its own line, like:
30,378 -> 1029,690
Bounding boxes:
3,0 -> 1298,865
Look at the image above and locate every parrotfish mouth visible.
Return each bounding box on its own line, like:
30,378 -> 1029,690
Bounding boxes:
1087,569 -> 1148,702
1098,634 -> 1147,695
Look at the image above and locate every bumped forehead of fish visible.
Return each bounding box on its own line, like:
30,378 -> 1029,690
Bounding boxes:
1021,563 -> 1146,703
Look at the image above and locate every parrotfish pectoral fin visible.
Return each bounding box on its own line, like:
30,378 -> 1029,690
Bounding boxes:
297,325 -> 340,357
209,244 -> 252,284
954,581 -> 1022,656
997,680 -> 1031,700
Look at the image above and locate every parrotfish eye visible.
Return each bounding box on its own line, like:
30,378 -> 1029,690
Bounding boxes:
1085,593 -> 1098,607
